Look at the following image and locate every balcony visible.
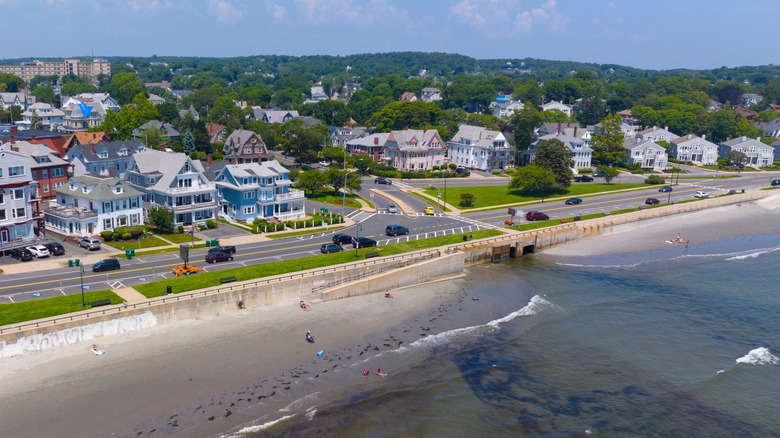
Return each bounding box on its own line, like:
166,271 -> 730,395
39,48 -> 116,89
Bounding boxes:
168,183 -> 216,194
276,189 -> 305,201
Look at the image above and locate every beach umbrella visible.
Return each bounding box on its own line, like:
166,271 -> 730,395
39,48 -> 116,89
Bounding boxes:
317,350 -> 324,356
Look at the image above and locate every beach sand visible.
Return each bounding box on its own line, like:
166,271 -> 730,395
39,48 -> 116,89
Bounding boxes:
0,278 -> 465,438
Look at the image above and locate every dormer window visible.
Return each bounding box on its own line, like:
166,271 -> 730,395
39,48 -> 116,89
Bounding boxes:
118,149 -> 128,156
97,150 -> 109,158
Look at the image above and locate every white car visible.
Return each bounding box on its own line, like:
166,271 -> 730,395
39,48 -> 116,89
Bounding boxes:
27,244 -> 50,258
319,161 -> 330,167
694,191 -> 710,198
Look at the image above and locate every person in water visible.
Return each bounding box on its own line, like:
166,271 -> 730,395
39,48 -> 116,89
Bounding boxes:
376,369 -> 386,376
300,300 -> 309,310
384,291 -> 393,298
363,369 -> 369,376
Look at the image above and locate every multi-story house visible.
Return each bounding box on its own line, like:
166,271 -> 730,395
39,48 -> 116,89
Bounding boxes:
64,140 -> 146,178
622,138 -> 669,170
637,126 -> 679,143
125,149 -> 218,226
492,101 -> 524,118
213,161 -> 305,222
0,58 -> 110,83
206,123 -> 225,144
541,100 -> 573,117
346,133 -> 391,163
222,127 -> 267,164
0,149 -> 36,250
131,119 -> 181,146
523,133 -> 592,169
251,108 -> 299,124
670,134 -> 718,165
383,128 -> 446,172
420,87 -> 442,102
330,125 -> 368,147
60,102 -> 106,133
45,175 -> 143,237
447,125 -> 515,171
16,103 -> 65,131
61,93 -> 121,114
0,92 -> 33,111
719,136 -> 774,167
0,141 -> 71,202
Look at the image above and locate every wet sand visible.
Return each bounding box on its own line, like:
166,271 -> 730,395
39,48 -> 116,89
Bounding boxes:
0,279 -> 464,438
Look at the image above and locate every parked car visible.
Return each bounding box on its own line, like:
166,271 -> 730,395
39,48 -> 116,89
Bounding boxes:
320,243 -> 344,254
574,175 -> 594,182
352,237 -> 377,248
375,177 -> 392,185
386,225 -> 409,236
208,245 -> 236,255
525,211 -> 550,221
205,251 -> 233,263
332,234 -> 352,245
43,242 -> 65,256
9,247 -> 33,261
387,203 -> 398,214
424,206 -> 435,215
658,186 -> 673,193
645,197 -> 661,205
79,237 -> 101,251
565,197 -> 582,205
92,258 -> 121,272
772,179 -> 780,187
455,167 -> 471,176
26,244 -> 50,258
694,191 -> 710,198
318,161 -> 330,167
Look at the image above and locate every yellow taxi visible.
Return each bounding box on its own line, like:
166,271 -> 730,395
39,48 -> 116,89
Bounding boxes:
424,206 -> 436,215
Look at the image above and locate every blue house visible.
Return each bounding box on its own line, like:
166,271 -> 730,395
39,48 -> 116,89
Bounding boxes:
213,160 -> 306,222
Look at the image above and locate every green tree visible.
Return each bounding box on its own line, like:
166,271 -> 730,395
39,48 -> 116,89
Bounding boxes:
101,72 -> 146,106
591,114 -> 627,165
727,150 -> 747,168
510,104 -> 544,153
148,206 -> 174,233
327,167 -> 361,193
60,82 -> 97,96
459,192 -> 476,207
295,169 -> 327,194
596,165 -> 619,184
143,127 -> 164,149
508,164 -> 556,195
276,118 -> 327,162
183,130 -> 196,154
29,110 -> 44,130
32,86 -> 56,104
534,138 -> 574,187
321,146 -> 346,165
352,154 -> 374,174
0,73 -> 25,92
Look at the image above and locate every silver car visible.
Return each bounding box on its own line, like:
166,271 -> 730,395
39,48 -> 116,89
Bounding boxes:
387,204 -> 398,214
79,237 -> 101,251
26,244 -> 50,258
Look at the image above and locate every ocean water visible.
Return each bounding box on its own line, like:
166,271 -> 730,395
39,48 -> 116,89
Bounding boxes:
218,234 -> 780,438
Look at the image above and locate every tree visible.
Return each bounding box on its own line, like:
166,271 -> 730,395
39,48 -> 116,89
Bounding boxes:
143,127 -> 164,149
148,206 -> 174,233
352,154 -> 374,174
508,164 -> 556,195
321,146 -> 346,165
183,130 -> 196,154
727,150 -> 747,168
101,72 -> 146,106
60,82 -> 97,96
295,169 -> 327,194
32,86 -> 56,104
0,73 -> 25,92
30,110 -> 43,130
591,114 -> 627,165
596,165 -> 619,184
577,94 -> 607,126
326,167 -> 361,193
459,193 -> 476,207
534,138 -> 574,187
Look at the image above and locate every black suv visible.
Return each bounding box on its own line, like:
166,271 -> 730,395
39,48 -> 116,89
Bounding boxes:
43,242 -> 65,255
208,245 -> 236,255
353,237 -> 377,248
386,225 -> 409,236
374,177 -> 392,185
574,175 -> 593,182
9,247 -> 33,261
772,179 -> 780,187
332,234 -> 352,244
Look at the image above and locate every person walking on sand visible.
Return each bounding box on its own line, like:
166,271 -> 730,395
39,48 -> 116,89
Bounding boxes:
385,291 -> 393,298
123,300 -> 127,310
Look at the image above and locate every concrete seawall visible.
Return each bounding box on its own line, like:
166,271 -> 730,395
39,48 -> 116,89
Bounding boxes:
1,191 -> 769,357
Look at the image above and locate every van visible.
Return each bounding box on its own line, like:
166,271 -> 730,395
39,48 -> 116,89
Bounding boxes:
385,225 -> 409,236
92,259 -> 121,272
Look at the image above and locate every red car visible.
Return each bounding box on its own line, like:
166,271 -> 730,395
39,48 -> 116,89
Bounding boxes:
645,197 -> 660,205
525,211 -> 550,221
205,251 -> 234,263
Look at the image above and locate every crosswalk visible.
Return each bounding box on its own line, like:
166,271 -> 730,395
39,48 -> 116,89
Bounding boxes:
345,210 -> 376,223
451,215 -> 500,229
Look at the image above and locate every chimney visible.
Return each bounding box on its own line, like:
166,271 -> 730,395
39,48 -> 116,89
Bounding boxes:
424,125 -> 427,133
11,145 -> 19,152
207,154 -> 212,167
664,126 -> 668,132
257,156 -> 262,164
374,137 -> 379,145
10,126 -> 17,134
109,167 -> 115,177
688,134 -> 692,139
90,143 -> 95,153
162,117 -> 166,125
702,134 -> 706,140
229,157 -> 236,164
9,135 -> 14,144
757,136 -> 761,142
240,124 -> 243,131
557,122 -> 561,134
405,126 -> 408,130
574,127 -> 578,137
742,136 -> 746,141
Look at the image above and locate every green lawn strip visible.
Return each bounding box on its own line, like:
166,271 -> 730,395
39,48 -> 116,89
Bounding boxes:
267,225 -> 346,239
156,233 -> 202,243
670,175 -> 741,180
409,191 -> 452,212
425,183 -> 650,212
0,290 -> 123,326
103,236 -> 170,250
134,229 -> 504,298
350,190 -> 374,209
308,189 -> 363,209
132,243 -> 208,257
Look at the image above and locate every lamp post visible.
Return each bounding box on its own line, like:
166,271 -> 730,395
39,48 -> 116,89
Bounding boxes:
431,185 -> 441,210
341,149 -> 347,218
79,264 -> 86,308
443,173 -> 448,212
354,223 -> 361,259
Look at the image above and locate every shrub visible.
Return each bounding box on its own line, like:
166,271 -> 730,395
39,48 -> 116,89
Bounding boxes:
432,165 -> 440,171
645,175 -> 665,184
491,169 -> 502,175
577,168 -> 593,174
459,192 -> 476,207
121,232 -> 132,240
448,163 -> 457,170
205,219 -> 216,229
100,231 -> 114,241
130,229 -> 142,239
177,225 -> 184,234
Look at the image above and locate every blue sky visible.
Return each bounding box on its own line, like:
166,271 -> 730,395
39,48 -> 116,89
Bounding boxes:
1,0 -> 777,70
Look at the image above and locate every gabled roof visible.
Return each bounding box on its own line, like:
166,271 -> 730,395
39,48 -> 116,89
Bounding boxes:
219,160 -> 288,181
346,132 -> 391,147
388,129 -> 442,150
622,138 -> 665,151
65,139 -> 145,162
537,133 -> 591,152
66,131 -> 109,150
129,149 -> 204,192
721,136 -> 771,148
450,125 -> 506,148
132,120 -> 181,138
55,175 -> 142,201
0,141 -> 69,167
399,92 -> 417,102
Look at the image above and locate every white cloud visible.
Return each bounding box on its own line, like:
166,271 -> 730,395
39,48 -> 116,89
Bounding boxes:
608,1 -> 615,8
513,0 -> 569,33
450,0 -> 486,26
270,3 -> 286,20
127,0 -> 169,11
208,0 -> 243,24
293,0 -> 408,26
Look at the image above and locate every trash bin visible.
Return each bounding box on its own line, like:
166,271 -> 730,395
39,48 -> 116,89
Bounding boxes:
75,259 -> 80,267
205,240 -> 211,247
68,259 -> 73,267
131,249 -> 135,256
166,286 -> 172,294
463,235 -> 468,241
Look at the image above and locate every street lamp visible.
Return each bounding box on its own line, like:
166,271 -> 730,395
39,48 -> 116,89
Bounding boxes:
430,185 -> 441,210
341,149 -> 347,218
354,223 -> 362,259
79,264 -> 86,308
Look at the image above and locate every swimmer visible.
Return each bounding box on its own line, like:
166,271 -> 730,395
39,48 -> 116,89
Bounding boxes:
363,369 -> 369,376
384,291 -> 393,298
376,369 -> 386,377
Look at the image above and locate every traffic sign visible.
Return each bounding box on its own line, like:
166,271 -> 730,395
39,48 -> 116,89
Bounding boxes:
82,285 -> 91,290
370,192 -> 374,198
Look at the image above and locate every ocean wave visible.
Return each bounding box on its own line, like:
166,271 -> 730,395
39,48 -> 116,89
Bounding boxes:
555,262 -> 643,269
226,414 -> 295,436
736,347 -> 779,365
725,245 -> 780,261
678,244 -> 780,261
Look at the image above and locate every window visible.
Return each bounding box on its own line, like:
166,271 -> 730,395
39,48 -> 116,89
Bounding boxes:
42,169 -> 48,178
104,218 -> 113,229
13,189 -> 24,199
117,216 -> 128,226
9,166 -> 24,176
0,168 -> 3,177
52,168 -> 63,177
43,184 -> 49,193
53,182 -> 63,189
0,210 -> 5,220
32,170 -> 37,178
131,213 -> 140,224
243,191 -> 255,199
14,207 -> 25,218
244,206 -> 255,214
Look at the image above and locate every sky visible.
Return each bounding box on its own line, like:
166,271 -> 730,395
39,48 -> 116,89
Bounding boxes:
1,0 -> 778,70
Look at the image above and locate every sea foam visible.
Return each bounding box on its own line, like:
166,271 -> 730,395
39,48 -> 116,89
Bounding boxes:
226,415 -> 295,436
736,347 -> 779,365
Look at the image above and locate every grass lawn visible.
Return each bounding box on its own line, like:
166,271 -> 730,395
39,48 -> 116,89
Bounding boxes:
308,189 -> 363,209
103,236 -> 170,250
267,225 -> 345,239
424,183 -> 650,210
409,191 -> 452,212
0,290 -> 123,326
134,229 -> 504,298
133,242 -> 209,257
157,232 -> 202,244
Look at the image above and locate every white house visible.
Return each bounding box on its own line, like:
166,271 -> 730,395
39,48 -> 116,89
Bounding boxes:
16,103 -> 65,131
447,125 -> 515,171
45,175 -> 143,237
0,149 -> 37,250
719,136 -> 774,167
623,138 -> 669,170
492,101 -> 524,118
670,134 -> 718,165
541,100 -> 573,117
637,126 -> 679,143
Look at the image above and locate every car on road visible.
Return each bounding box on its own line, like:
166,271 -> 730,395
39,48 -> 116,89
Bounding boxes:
772,179 -> 780,187
694,191 -> 710,198
332,234 -> 352,245
565,197 -> 582,205
43,242 -> 65,256
525,211 -> 550,221
79,237 -> 101,251
208,245 -> 236,255
658,186 -> 673,193
386,225 -> 409,236
387,203 -> 398,214
26,244 -> 50,258
352,237 -> 377,248
92,258 -> 120,272
320,243 -> 344,254
645,197 -> 661,205
318,161 -> 330,167
9,247 -> 33,261
424,206 -> 435,215
374,177 -> 392,185
574,175 -> 594,182
205,251 -> 233,263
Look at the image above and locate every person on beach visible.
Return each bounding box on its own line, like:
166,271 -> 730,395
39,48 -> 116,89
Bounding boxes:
384,291 -> 393,298
123,301 -> 127,310
363,369 -> 369,376
92,344 -> 98,353
300,300 -> 308,310
306,331 -> 314,343
376,369 -> 386,376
